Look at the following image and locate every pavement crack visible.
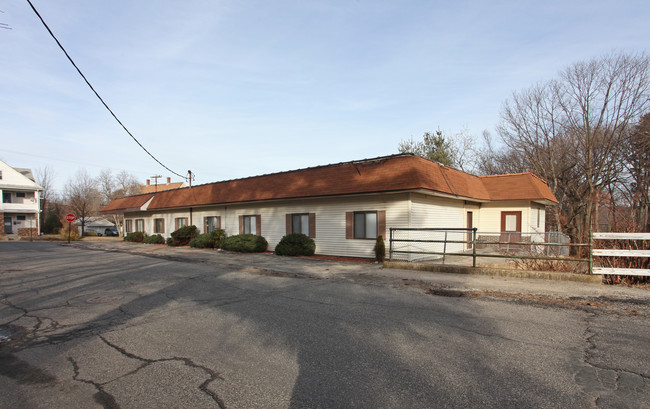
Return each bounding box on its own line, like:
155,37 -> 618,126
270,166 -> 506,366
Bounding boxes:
68,356 -> 121,409
99,335 -> 227,408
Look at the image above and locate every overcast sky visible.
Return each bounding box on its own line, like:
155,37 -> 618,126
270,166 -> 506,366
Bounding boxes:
1,0 -> 648,194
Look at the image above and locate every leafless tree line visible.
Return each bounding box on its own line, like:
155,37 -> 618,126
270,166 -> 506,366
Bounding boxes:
482,52 -> 650,243
35,167 -> 141,235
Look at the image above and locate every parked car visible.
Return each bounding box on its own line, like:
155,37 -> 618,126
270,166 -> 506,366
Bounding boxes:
104,228 -> 119,236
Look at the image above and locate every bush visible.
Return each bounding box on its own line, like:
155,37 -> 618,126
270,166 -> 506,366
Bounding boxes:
190,233 -> 212,248
59,225 -> 80,241
83,230 -> 98,237
275,233 -> 315,256
374,235 -> 386,262
166,237 -> 173,246
124,232 -> 145,242
168,225 -> 198,246
209,229 -> 227,249
191,229 -> 227,249
44,213 -> 62,234
221,234 -> 268,253
143,234 -> 165,244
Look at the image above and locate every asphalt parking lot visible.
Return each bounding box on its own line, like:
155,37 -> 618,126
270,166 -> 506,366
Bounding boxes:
1,241 -> 649,408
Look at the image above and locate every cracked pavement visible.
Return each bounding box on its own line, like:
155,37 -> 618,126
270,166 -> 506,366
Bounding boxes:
1,241 -> 649,408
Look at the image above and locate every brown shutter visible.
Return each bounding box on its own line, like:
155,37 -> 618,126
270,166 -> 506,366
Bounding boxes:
377,210 -> 386,239
256,215 -> 261,236
286,214 -> 291,235
238,215 -> 243,234
309,213 -> 316,238
216,216 -> 221,229
203,217 -> 208,233
345,212 -> 353,239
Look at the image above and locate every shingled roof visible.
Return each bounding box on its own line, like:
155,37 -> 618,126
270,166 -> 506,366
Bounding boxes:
101,154 -> 557,214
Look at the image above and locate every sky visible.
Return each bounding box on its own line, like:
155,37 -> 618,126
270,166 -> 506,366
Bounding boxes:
1,0 -> 648,195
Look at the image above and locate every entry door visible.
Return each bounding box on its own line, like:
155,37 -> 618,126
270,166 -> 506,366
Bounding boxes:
4,216 -> 12,234
466,211 -> 473,249
500,211 -> 521,248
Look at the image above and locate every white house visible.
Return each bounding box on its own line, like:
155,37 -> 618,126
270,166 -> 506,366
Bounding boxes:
0,160 -> 42,237
101,154 -> 557,258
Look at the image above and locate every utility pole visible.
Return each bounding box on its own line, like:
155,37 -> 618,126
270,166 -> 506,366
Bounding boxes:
150,175 -> 162,192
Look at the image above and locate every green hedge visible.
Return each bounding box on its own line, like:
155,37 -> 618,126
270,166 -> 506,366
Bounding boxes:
189,229 -> 227,249
143,234 -> 165,244
168,225 -> 197,246
274,233 -> 316,256
221,234 -> 268,253
124,232 -> 145,242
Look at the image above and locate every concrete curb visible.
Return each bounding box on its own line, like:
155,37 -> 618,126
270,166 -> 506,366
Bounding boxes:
383,261 -> 603,284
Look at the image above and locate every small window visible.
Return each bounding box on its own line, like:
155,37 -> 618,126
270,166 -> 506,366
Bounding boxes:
17,215 -> 26,221
242,215 -> 257,235
205,216 -> 220,233
291,214 -> 310,236
125,220 -> 133,233
135,219 -> 145,232
16,192 -> 26,198
2,192 -> 11,203
537,208 -> 541,228
354,212 -> 378,239
0,170 -> 2,179
175,217 -> 188,230
154,218 -> 165,234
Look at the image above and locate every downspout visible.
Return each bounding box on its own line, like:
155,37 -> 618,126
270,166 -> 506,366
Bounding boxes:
190,208 -> 193,226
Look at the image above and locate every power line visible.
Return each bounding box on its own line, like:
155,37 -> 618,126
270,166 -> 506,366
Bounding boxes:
25,0 -> 189,181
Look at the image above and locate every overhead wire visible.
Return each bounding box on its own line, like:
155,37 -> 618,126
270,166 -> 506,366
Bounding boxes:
25,0 -> 189,181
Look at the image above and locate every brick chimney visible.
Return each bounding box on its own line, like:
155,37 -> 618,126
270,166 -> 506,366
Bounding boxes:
146,179 -> 150,186
167,177 -> 171,184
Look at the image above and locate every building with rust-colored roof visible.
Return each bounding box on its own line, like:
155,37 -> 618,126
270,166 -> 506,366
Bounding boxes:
101,154 -> 557,259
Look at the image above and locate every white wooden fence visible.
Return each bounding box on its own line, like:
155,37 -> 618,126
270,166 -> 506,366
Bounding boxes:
591,232 -> 650,276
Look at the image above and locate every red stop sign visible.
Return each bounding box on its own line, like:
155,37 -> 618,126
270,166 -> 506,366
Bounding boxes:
65,214 -> 76,222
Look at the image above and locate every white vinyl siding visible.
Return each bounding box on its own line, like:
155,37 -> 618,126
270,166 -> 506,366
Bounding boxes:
119,193 -> 544,259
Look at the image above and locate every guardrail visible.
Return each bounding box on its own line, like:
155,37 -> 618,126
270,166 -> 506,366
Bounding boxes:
388,228 -> 590,268
591,232 -> 650,277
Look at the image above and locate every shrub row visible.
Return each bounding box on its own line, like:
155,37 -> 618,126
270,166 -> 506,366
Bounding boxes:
221,234 -> 268,253
190,229 -> 227,249
274,233 -> 315,256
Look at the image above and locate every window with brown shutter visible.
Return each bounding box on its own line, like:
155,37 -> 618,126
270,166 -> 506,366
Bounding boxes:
347,210 -> 385,239
241,215 -> 260,235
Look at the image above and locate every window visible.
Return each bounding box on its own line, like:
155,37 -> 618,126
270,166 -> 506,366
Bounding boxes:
239,215 -> 260,235
243,215 -> 256,235
2,192 -> 11,203
175,217 -> 188,230
292,214 -> 309,235
204,216 -> 220,233
537,208 -> 541,228
16,192 -> 25,198
125,219 -> 133,233
17,215 -> 26,221
135,219 -> 145,232
346,211 -> 385,240
154,218 -> 165,234
354,212 -> 377,239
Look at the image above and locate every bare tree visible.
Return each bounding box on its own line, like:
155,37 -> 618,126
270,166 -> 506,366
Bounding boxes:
497,52 -> 650,242
398,128 -> 479,172
64,169 -> 101,235
96,169 -> 141,237
34,166 -> 54,233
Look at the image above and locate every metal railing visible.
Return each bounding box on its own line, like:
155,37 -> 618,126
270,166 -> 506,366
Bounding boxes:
388,228 -> 591,269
